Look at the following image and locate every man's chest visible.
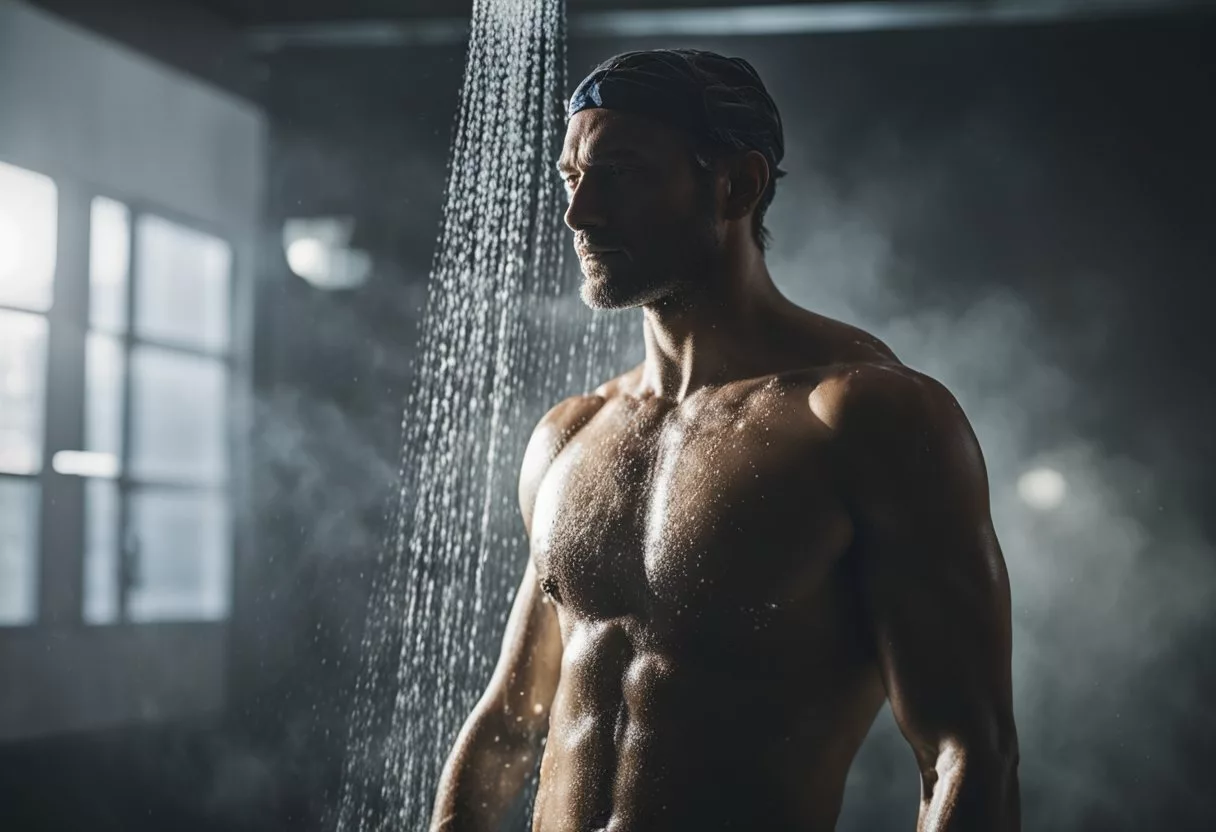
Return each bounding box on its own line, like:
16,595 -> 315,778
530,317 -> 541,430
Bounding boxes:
528,390 -> 855,629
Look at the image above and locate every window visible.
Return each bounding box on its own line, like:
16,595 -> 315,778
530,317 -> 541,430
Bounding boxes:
0,160 -> 57,626
0,160 -> 237,631
82,201 -> 234,623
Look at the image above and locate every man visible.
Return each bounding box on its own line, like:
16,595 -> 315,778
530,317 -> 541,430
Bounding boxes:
430,49 -> 1019,831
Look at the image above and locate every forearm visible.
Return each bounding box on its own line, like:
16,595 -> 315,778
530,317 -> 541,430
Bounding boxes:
430,708 -> 543,832
918,743 -> 1020,832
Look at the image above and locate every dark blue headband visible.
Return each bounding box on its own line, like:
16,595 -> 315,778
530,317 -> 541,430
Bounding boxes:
568,48 -> 785,172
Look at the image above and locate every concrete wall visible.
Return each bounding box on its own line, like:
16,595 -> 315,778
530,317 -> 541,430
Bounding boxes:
0,0 -> 263,233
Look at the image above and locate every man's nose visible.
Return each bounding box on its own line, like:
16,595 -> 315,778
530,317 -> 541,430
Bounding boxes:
563,176 -> 608,232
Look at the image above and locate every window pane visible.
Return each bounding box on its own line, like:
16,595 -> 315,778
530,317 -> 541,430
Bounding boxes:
129,347 -> 227,485
0,478 -> 39,625
134,215 -> 231,353
0,161 -> 57,313
90,197 -> 130,333
85,332 -> 125,466
83,478 -> 119,624
0,310 -> 48,475
127,488 -> 229,622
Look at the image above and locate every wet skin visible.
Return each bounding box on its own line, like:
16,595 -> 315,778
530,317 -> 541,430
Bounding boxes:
528,359 -> 888,831
432,344 -> 1020,832
430,107 -> 1019,831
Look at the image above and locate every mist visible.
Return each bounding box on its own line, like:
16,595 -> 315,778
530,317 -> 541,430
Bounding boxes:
4,4 -> 1214,831
254,63 -> 1216,829
255,27 -> 1216,829
763,127 -> 1216,828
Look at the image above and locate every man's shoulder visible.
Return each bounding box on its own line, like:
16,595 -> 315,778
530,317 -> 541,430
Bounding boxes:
806,361 -> 986,505
531,363 -> 642,438
522,394 -> 606,478
807,361 -> 970,451
535,392 -> 609,436
529,364 -> 641,444
517,367 -> 640,518
591,363 -> 647,401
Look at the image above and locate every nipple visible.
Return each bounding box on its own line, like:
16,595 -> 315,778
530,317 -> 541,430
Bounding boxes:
540,575 -> 562,603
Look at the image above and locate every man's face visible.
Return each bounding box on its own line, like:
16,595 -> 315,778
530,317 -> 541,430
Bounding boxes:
557,109 -> 722,310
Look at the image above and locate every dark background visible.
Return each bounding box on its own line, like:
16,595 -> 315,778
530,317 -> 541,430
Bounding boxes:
2,0 -> 1215,830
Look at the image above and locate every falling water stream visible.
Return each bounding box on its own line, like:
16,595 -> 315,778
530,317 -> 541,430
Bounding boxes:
334,0 -> 634,828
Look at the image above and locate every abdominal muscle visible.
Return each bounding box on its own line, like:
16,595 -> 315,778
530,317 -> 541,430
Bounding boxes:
530,619 -> 887,832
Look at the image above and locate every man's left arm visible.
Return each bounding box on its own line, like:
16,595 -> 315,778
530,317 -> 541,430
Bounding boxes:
830,367 -> 1021,831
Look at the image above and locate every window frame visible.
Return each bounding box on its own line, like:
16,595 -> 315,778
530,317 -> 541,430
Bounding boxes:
0,157 -> 246,629
89,193 -> 238,624
0,159 -> 59,626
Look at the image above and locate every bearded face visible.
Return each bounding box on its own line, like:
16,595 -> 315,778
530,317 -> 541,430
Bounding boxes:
558,109 -> 725,311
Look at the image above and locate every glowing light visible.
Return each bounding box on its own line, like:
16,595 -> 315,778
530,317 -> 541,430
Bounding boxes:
286,237 -> 329,278
0,437 -> 38,475
90,198 -> 130,286
0,213 -> 23,278
52,450 -> 120,478
1018,466 -> 1067,510
2,359 -> 30,397
0,162 -> 57,311
283,218 -> 371,290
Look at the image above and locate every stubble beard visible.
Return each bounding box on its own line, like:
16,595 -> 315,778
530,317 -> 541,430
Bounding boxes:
577,209 -> 723,312
578,258 -> 680,310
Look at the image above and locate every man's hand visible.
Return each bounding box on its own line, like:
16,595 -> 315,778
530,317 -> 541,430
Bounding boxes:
824,365 -> 1021,831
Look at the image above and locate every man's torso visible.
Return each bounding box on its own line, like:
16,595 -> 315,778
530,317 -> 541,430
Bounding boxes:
528,353 -> 898,831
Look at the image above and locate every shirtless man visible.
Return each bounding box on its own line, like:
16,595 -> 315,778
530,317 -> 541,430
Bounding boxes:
430,49 -> 1020,831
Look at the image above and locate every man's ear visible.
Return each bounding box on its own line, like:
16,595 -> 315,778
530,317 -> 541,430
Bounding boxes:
722,150 -> 770,222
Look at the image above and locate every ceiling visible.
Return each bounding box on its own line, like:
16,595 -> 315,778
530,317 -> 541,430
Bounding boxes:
205,0 -> 1215,52
21,0 -> 1215,100
190,0 -> 846,26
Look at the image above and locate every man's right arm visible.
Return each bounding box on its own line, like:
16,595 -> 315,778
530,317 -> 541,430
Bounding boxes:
429,394 -> 606,831
428,559 -> 562,832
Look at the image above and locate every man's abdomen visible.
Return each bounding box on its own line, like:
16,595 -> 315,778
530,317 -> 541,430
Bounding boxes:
531,619 -> 887,832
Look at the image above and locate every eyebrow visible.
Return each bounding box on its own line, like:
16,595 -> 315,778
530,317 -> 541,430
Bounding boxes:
556,148 -> 649,174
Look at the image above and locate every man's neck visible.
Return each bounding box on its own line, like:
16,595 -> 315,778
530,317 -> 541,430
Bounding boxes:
638,249 -> 792,401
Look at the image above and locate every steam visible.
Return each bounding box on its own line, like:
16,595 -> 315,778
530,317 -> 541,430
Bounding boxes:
766,124 -> 1216,830
243,32 -> 1215,832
